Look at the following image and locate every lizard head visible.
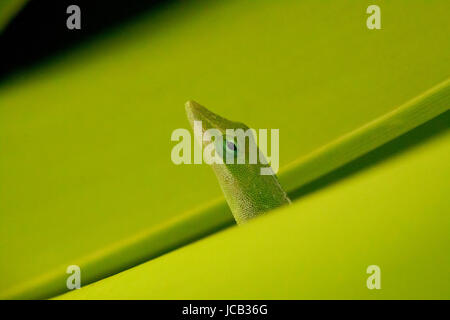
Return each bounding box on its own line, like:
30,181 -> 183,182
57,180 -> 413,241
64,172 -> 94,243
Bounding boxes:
185,100 -> 253,166
185,100 -> 290,224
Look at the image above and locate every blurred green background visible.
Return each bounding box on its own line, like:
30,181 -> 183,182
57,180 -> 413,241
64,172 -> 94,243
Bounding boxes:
0,0 -> 27,30
0,0 -> 449,299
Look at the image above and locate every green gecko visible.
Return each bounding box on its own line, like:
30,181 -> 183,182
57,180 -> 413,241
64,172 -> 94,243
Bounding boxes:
185,100 -> 291,224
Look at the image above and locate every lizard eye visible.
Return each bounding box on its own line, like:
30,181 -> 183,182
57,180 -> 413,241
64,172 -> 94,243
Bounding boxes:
224,138 -> 238,158
215,136 -> 238,161
226,140 -> 237,153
